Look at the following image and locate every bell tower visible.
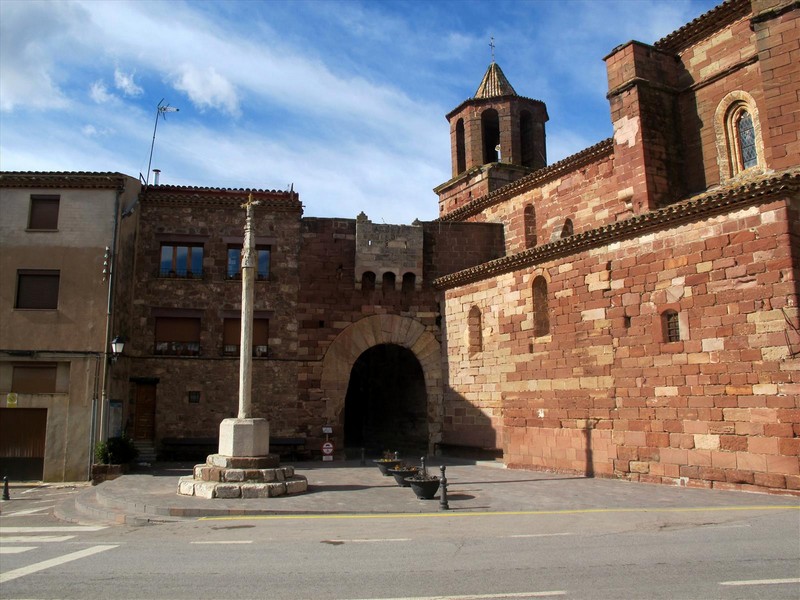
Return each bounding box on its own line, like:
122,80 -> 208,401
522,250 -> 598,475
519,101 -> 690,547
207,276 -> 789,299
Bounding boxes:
435,60 -> 548,217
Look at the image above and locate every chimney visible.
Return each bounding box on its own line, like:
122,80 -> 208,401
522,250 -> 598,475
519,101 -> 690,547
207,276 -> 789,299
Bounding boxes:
153,169 -> 161,185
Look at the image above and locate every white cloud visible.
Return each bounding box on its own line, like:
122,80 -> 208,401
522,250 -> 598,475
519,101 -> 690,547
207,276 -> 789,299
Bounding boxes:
90,81 -> 115,104
171,64 -> 240,116
114,68 -> 143,97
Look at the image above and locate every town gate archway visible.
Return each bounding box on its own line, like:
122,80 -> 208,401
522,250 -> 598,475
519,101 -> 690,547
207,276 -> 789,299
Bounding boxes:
320,314 -> 442,456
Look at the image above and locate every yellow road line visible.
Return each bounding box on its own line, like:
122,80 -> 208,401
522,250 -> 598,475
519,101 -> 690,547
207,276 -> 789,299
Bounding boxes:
199,504 -> 799,521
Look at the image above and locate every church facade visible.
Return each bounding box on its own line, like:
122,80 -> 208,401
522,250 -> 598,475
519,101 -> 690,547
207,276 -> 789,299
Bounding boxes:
1,0 -> 798,491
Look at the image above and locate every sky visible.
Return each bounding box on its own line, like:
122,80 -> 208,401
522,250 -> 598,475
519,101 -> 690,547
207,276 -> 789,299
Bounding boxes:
0,0 -> 721,224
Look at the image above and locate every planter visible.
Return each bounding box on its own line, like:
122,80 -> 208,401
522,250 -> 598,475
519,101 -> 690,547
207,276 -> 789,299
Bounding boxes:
373,459 -> 402,476
91,464 -> 126,485
406,476 -> 440,499
387,467 -> 419,487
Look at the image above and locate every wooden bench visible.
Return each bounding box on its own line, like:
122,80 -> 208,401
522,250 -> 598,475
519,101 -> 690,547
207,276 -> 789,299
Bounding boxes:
270,437 -> 308,460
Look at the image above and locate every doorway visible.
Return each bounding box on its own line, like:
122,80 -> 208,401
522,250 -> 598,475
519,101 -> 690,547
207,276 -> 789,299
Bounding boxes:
132,382 -> 156,441
343,344 -> 427,456
0,408 -> 47,480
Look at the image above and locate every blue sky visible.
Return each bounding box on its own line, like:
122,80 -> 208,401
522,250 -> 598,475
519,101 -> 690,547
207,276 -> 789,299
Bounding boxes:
1,0 -> 720,224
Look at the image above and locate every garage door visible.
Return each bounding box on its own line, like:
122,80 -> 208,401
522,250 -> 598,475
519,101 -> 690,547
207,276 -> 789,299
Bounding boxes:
0,408 -> 47,480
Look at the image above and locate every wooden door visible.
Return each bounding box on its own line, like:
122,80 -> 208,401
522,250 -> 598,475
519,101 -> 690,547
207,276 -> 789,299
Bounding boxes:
0,408 -> 47,480
133,383 -> 156,441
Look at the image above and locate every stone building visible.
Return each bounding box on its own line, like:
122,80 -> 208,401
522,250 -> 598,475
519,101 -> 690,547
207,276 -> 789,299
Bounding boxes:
0,172 -> 140,481
1,0 -> 797,492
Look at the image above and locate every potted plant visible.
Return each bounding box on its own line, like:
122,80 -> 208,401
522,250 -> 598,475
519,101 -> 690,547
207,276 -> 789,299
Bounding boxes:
386,463 -> 419,487
405,457 -> 440,499
91,436 -> 139,485
373,450 -> 402,476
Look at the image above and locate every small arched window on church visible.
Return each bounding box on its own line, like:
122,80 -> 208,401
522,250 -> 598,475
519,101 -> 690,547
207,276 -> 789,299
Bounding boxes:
402,272 -> 416,293
532,276 -> 549,337
481,109 -> 500,164
468,305 -> 482,354
662,310 -> 680,343
524,204 -> 537,248
715,92 -> 763,181
561,218 -> 574,239
361,271 -> 375,292
382,271 -> 396,293
455,119 -> 466,174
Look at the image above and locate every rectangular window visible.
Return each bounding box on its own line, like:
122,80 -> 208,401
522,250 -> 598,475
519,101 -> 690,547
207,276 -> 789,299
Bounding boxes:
222,318 -> 269,356
227,245 -> 270,280
28,195 -> 60,230
154,317 -> 201,355
11,363 -> 58,393
160,244 -> 204,278
16,270 -> 60,309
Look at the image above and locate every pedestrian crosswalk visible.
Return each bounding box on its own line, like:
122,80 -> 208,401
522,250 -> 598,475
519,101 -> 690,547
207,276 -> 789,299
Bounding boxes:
0,520 -> 116,584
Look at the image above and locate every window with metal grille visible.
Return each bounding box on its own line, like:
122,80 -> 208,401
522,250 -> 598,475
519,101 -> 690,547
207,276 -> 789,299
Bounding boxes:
16,270 -> 59,309
28,195 -> 59,230
737,111 -> 757,169
222,318 -> 269,356
154,317 -> 201,355
663,310 -> 680,343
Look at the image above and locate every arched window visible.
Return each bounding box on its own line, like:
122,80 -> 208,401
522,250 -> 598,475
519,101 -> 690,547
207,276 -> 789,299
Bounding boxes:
524,204 -> 537,248
532,276 -> 549,337
481,109 -> 500,164
468,305 -> 482,354
662,310 -> 680,343
520,110 -> 535,168
455,119 -> 466,175
561,218 -> 573,238
361,271 -> 375,292
715,92 -> 763,181
402,272 -> 416,293
382,271 -> 396,293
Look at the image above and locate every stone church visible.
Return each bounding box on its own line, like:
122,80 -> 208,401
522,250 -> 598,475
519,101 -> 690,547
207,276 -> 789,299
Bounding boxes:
1,0 -> 798,491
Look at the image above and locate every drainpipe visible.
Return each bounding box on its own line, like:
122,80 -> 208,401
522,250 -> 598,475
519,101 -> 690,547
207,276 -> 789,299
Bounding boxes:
98,184 -> 123,445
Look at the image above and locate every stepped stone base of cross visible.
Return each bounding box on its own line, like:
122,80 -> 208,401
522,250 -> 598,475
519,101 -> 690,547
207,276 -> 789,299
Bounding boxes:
176,418 -> 308,499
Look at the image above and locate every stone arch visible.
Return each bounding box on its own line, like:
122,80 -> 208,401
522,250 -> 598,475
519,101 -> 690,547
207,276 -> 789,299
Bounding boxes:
320,314 -> 443,453
713,90 -> 765,182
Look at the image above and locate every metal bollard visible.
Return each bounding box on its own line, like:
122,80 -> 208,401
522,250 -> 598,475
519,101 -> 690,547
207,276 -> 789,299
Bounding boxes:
360,447 -> 366,466
2,476 -> 9,501
439,465 -> 449,510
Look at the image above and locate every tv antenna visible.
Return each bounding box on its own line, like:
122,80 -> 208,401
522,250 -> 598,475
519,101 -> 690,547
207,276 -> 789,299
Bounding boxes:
144,99 -> 179,187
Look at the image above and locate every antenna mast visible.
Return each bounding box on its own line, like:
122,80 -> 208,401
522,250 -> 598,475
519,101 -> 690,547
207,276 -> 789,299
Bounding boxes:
145,99 -> 179,186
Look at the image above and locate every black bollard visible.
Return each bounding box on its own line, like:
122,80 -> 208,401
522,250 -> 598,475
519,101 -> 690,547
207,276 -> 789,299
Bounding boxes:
2,476 -> 9,501
439,465 -> 449,510
360,447 -> 366,466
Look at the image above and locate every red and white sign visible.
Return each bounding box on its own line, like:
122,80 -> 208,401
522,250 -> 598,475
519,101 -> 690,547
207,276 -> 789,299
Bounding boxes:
322,441 -> 334,455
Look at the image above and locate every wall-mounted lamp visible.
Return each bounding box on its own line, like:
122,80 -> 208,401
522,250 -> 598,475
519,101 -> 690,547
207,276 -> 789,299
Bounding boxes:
110,336 -> 125,363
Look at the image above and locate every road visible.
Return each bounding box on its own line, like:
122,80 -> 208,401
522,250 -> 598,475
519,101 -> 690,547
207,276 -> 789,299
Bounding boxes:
1,485 -> 798,599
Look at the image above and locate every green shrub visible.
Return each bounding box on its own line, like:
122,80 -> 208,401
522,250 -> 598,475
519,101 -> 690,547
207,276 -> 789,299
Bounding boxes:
94,436 -> 139,464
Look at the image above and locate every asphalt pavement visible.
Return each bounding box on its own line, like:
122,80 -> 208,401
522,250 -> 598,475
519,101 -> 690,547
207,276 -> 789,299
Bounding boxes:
35,458 -> 799,526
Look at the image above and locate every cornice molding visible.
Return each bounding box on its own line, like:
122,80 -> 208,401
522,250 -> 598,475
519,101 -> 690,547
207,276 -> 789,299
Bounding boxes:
654,0 -> 750,55
433,170 -> 800,290
438,138 -> 614,223
0,171 -> 131,191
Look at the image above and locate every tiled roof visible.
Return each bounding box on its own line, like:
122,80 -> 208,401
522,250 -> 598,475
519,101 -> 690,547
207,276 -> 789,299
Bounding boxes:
433,170 -> 800,290
0,171 -> 132,190
141,184 -> 302,211
654,0 -> 750,54
474,62 -> 517,98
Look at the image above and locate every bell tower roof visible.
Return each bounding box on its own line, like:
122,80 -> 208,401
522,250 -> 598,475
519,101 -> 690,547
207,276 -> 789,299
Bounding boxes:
474,62 -> 517,99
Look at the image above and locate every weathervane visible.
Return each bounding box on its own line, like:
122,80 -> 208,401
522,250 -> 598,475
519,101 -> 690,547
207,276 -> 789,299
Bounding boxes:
144,99 -> 179,187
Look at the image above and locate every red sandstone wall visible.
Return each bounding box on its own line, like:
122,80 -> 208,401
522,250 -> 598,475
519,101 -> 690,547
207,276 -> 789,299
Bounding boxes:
443,198 -> 800,492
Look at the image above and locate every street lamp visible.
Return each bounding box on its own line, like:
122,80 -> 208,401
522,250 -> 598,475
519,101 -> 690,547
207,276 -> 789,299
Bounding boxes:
110,336 -> 125,363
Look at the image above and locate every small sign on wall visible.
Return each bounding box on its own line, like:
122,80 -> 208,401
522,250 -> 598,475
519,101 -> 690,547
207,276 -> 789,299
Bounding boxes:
6,392 -> 18,408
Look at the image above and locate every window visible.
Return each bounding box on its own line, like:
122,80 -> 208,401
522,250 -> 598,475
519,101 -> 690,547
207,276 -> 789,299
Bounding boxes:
520,110 -> 535,168
222,318 -> 269,357
160,244 -> 204,278
455,119 -> 466,174
533,276 -> 550,337
662,310 -> 680,343
715,92 -> 763,181
524,204 -> 537,248
481,109 -> 500,164
468,306 -> 482,354
16,270 -> 59,309
561,219 -> 574,238
227,245 -> 270,280
28,195 -> 59,230
361,271 -> 376,291
382,272 -> 396,293
154,317 -> 201,355
402,272 -> 416,293
11,363 -> 57,393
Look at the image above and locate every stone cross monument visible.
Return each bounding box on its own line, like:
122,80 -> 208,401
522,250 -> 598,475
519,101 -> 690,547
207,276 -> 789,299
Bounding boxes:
177,193 -> 307,499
